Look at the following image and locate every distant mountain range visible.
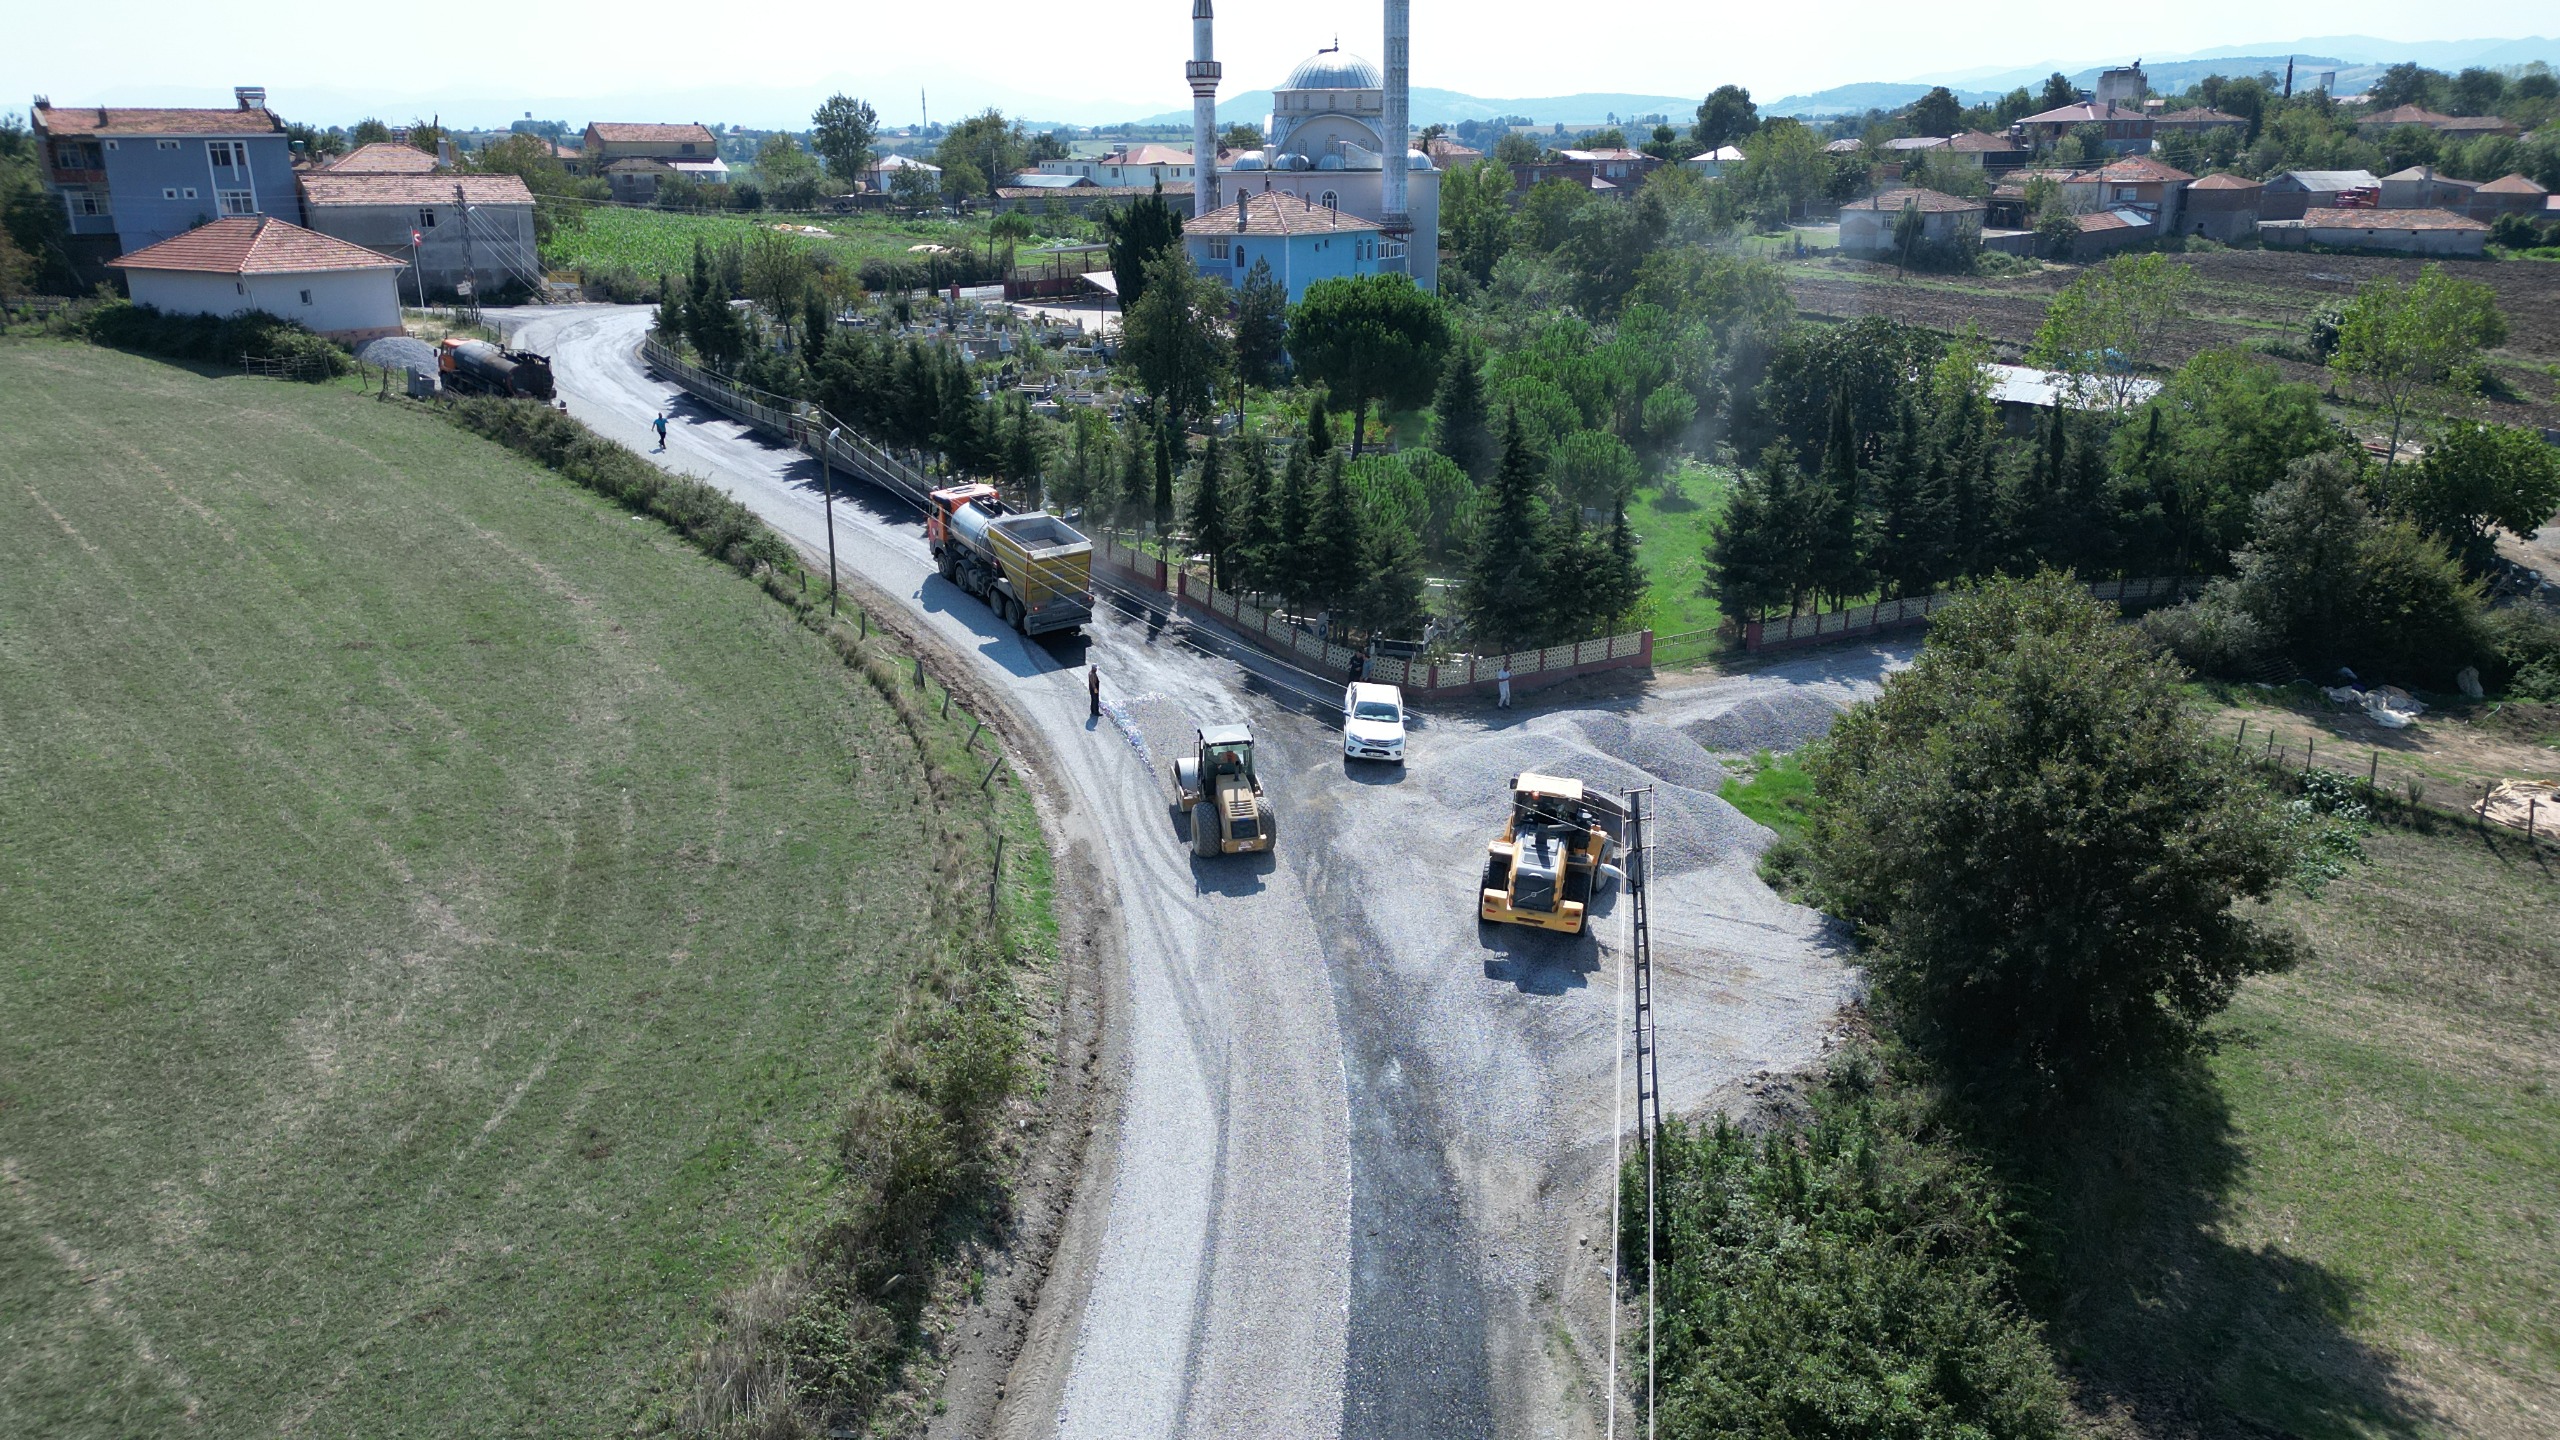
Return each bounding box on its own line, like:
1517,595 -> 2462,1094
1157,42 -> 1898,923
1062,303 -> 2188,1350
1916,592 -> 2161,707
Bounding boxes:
1763,35 -> 2557,117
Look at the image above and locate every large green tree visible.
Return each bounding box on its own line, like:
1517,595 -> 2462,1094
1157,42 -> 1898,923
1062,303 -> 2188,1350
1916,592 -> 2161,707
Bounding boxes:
810,95 -> 879,188
2393,421 -> 2560,571
1232,256 -> 1289,389
1804,572 -> 2302,1098
1119,248 -> 1232,428
1438,157 -> 1515,286
1432,335 -> 1494,483
934,109 -> 1024,200
2328,263 -> 2507,466
2026,253 -> 2195,409
1287,274 -> 1453,454
1692,85 -> 1761,149
1461,412 -> 1554,651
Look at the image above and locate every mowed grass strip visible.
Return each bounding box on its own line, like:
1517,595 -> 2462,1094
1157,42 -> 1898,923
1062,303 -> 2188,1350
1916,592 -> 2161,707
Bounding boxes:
0,341 -> 949,1436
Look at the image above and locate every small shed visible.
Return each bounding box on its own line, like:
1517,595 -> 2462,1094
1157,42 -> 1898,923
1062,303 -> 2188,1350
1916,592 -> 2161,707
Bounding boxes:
2259,208 -> 2488,257
2261,169 -> 2380,220
1838,188 -> 1985,257
106,216 -> 404,341
2182,172 -> 2262,241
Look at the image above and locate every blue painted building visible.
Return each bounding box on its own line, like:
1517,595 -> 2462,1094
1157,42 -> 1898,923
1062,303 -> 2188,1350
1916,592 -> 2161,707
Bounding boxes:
1186,190 -> 1384,304
32,90 -> 300,275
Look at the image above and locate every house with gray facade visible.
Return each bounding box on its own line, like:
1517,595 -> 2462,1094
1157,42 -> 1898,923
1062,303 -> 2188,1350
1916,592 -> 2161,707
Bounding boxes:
297,172 -> 537,301
31,88 -> 299,277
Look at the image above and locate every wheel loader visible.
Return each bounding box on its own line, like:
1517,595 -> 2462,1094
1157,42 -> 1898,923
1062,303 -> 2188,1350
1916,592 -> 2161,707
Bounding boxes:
1172,724 -> 1274,857
1479,773 -> 1626,934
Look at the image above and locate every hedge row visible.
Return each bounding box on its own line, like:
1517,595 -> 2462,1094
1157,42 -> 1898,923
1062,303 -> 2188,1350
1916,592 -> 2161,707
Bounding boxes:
84,301 -> 350,378
444,397 -> 797,577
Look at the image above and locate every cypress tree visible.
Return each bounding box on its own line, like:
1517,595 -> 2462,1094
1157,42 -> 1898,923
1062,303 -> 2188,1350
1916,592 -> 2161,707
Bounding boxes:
1434,336 -> 1494,483
1118,422 -> 1151,532
1350,511 -> 1429,640
1311,453 -> 1366,618
1461,410 -> 1555,652
1153,424 -> 1175,536
1274,441 -> 1317,611
1600,499 -> 1646,632
1234,438 -> 1279,594
1189,437 -> 1230,585
1867,398 -> 1931,599
1707,452 -> 1790,623
1306,392 -> 1334,460
1811,390 -> 1871,607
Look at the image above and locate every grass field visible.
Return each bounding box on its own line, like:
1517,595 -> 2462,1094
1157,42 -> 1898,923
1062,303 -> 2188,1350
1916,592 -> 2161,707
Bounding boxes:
2026,822 -> 2559,1439
0,342 -> 975,1436
1630,461 -> 1732,656
541,205 -> 1070,285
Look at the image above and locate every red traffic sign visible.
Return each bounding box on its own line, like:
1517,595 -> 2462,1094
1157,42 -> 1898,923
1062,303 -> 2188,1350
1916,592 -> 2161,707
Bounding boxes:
410,230 -> 423,246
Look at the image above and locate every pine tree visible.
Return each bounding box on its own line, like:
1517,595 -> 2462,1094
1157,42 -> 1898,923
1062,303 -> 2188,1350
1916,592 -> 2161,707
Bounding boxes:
1311,453 -> 1365,617
1118,422 -> 1151,532
1708,452 -> 1792,623
653,276 -> 684,341
1274,442 -> 1317,611
1234,439 -> 1280,595
1306,393 -> 1334,461
1153,424 -> 1175,536
1433,336 -> 1494,483
1810,391 -> 1871,607
800,288 -> 831,365
1867,399 -> 1931,599
1543,507 -> 1599,639
1189,438 -> 1231,585
1234,257 -> 1290,389
1349,512 -> 1430,640
1462,411 -> 1555,652
1597,500 -> 1647,633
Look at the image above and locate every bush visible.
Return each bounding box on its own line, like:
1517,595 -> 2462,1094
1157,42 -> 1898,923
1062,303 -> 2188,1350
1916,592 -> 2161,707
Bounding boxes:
2138,580 -> 2278,677
576,263 -> 659,303
2490,604 -> 2560,697
1632,1054 -> 2070,1440
82,301 -> 350,378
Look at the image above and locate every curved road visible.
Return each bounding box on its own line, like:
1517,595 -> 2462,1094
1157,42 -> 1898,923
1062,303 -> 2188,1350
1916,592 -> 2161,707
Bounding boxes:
494,305 -> 1885,1439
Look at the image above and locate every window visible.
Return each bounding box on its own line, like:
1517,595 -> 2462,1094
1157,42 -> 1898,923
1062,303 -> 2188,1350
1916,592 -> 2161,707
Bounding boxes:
208,140 -> 246,169
162,187 -> 178,200
64,190 -> 110,218
1207,237 -> 1229,259
104,139 -> 118,151
418,208 -> 437,228
1320,189 -> 1338,211
680,142 -> 696,154
158,139 -> 180,151
298,289 -> 313,305
218,189 -> 257,216
184,187 -> 197,199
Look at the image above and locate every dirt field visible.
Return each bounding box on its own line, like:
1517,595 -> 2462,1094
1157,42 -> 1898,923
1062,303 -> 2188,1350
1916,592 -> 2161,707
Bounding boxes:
1782,251 -> 2560,433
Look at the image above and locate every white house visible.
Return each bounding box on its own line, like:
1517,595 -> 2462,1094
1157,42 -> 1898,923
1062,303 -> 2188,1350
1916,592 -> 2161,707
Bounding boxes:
106,215 -> 405,341
1186,191 -> 1385,303
1683,145 -> 1745,178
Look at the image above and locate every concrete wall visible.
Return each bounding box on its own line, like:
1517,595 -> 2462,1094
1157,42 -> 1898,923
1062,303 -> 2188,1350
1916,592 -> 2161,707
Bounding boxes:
303,201 -> 537,297
2260,221 -> 2487,257
125,266 -> 401,340
1839,207 -> 1982,257
96,132 -> 299,252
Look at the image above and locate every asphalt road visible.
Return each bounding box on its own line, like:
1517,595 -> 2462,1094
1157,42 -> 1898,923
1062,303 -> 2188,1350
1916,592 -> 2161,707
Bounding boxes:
493,305 -> 1893,1438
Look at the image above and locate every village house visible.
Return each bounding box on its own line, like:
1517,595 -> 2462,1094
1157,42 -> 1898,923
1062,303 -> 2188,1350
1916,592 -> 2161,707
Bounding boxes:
1837,187 -> 1985,258
2181,172 -> 2262,241
2259,207 -> 2489,257
863,153 -> 941,195
2060,154 -> 2193,233
105,215 -> 405,340
1185,190 -> 1384,303
2011,100 -> 2152,155
2259,169 -> 2381,220
31,88 -> 301,273
325,142 -> 443,175
2150,106 -> 2248,137
297,172 -> 536,301
579,122 -> 725,201
2355,103 -> 2457,133
1036,142 -> 1201,188
1682,144 -> 1744,178
1944,130 -> 2026,170
2469,173 -> 2549,222
2381,165 -> 2477,211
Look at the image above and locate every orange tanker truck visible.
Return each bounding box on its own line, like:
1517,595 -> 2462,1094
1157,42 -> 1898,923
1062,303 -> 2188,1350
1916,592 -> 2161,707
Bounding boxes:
925,484 -> 1094,636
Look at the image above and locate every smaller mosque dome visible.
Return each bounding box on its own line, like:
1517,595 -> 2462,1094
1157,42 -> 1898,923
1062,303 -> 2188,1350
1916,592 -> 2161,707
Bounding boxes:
1233,154 -> 1266,170
1314,153 -> 1345,171
1406,149 -> 1434,170
1282,48 -> 1383,90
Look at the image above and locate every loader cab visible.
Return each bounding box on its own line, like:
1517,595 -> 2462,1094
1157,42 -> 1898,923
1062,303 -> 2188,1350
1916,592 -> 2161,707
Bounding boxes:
1172,724 -> 1273,857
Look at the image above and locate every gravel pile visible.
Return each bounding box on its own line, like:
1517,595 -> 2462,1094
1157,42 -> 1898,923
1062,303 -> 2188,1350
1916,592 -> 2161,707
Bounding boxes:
1422,722 -> 1767,880
355,335 -> 437,375
1565,713 -> 1733,794
1677,689 -> 1848,756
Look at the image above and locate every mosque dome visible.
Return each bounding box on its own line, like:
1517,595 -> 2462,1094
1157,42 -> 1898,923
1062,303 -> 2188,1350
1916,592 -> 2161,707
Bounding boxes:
1281,48 -> 1382,90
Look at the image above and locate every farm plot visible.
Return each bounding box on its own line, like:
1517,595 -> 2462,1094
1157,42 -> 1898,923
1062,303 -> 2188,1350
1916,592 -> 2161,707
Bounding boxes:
542,205 -> 1032,286
0,341 -> 973,1437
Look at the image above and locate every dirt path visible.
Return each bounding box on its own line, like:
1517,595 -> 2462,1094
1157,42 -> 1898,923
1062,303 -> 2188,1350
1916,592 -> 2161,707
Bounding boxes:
497,305 -> 1877,1438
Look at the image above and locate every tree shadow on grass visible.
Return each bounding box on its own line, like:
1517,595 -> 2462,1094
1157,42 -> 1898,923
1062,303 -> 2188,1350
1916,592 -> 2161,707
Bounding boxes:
1971,1051 -> 2438,1440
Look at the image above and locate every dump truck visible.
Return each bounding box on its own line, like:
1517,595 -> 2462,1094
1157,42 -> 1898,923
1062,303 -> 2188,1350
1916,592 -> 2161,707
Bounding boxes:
1479,773 -> 1626,934
926,484 -> 1094,636
1172,724 -> 1273,857
436,338 -> 555,399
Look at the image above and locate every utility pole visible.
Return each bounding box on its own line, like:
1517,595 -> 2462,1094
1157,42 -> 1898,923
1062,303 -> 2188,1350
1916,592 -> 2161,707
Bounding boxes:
455,182 -> 478,322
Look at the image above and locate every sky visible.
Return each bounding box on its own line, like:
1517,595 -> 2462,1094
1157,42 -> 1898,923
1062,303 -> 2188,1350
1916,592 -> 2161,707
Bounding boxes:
3,2 -> 2540,129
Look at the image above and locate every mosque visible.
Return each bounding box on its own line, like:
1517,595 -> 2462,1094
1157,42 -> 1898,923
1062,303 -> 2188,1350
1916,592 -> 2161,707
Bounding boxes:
1185,0 -> 1441,291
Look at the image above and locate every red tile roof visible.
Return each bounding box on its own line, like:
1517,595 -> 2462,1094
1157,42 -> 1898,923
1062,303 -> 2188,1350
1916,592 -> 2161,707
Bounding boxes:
2155,107 -> 2248,125
1215,191 -> 1385,235
300,173 -> 535,206
2359,104 -> 2454,128
2084,155 -> 2193,184
2018,101 -> 2145,126
1100,143 -> 1196,166
1840,187 -> 1985,214
2188,172 -> 2263,191
107,217 -> 406,274
327,142 -> 441,174
33,102 -> 281,137
2477,172 -> 2548,195
1947,130 -> 2022,152
586,122 -> 717,145
2297,208 -> 2488,232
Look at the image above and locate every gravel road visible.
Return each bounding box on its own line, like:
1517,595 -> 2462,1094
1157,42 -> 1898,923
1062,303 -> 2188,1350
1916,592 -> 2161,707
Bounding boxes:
491,305 -> 1899,1437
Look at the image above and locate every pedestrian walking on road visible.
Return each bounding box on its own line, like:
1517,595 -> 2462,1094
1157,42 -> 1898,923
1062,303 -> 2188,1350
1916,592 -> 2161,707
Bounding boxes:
1347,651 -> 1367,685
1088,664 -> 1102,721
652,413 -> 669,450
1496,662 -> 1513,709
